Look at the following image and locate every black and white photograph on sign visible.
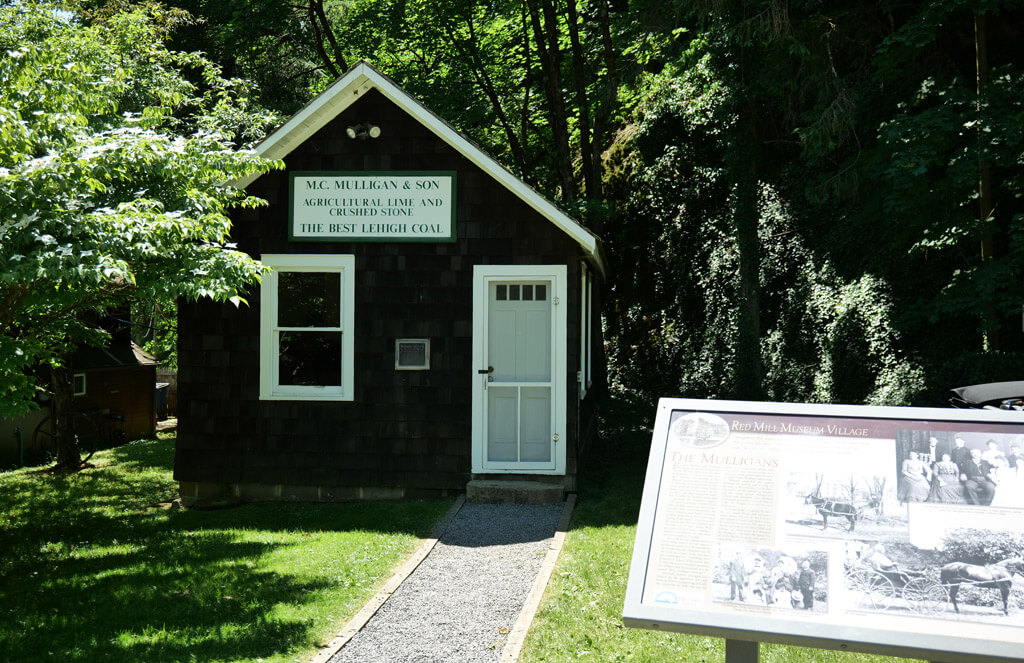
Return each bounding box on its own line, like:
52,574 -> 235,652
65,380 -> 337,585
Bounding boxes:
795,473 -> 889,535
626,401 -> 1024,662
714,544 -> 828,612
783,435 -> 903,541
843,528 -> 1024,625
895,430 -> 1024,508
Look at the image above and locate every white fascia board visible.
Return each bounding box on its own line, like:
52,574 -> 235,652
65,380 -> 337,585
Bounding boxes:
235,62 -> 606,275
260,76 -> 375,162
362,69 -> 604,273
232,68 -> 374,189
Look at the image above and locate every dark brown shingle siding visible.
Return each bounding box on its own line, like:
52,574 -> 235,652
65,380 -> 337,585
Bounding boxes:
175,88 -> 596,495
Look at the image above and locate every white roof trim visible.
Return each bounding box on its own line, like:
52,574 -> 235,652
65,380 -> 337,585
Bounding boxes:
238,61 -> 605,275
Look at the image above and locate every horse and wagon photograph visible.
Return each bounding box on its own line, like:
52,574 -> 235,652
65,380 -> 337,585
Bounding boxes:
786,471 -> 904,540
843,530 -> 1024,623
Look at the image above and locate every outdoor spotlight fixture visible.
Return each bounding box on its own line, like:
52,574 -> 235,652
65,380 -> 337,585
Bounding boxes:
346,123 -> 381,139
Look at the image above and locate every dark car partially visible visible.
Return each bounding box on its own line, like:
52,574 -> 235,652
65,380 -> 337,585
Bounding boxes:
949,381 -> 1024,410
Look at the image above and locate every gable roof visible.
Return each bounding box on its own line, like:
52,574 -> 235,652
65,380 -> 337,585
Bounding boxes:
239,61 -> 605,275
73,341 -> 160,371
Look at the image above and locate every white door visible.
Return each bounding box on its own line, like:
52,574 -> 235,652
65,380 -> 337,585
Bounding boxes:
472,265 -> 566,474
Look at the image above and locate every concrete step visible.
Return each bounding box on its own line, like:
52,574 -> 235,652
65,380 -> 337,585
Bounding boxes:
465,479 -> 565,504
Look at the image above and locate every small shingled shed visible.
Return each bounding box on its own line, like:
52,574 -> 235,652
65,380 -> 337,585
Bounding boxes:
174,61 -> 605,502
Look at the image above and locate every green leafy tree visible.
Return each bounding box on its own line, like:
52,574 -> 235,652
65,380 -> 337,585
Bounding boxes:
603,27 -> 926,405
85,0 -> 1024,404
873,3 -> 1024,353
154,0 -> 347,115
167,0 -> 628,227
784,0 -> 1024,396
0,2 -> 280,468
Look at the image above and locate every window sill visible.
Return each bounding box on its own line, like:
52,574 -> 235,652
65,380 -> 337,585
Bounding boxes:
259,393 -> 354,402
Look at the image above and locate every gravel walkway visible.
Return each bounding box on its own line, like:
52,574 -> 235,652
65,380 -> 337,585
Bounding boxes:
328,501 -> 564,663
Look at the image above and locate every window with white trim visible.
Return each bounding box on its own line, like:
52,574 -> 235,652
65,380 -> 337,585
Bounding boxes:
259,254 -> 355,401
73,373 -> 87,396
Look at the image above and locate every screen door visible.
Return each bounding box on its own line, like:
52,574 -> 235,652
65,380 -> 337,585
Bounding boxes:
472,266 -> 566,473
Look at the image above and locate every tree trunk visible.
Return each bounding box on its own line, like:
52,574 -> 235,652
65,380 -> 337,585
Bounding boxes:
525,0 -> 577,201
310,0 -> 348,73
975,11 -> 997,351
730,109 -> 765,401
565,0 -> 595,200
307,0 -> 341,78
52,355 -> 81,470
518,4 -> 535,162
446,14 -> 529,174
588,0 -> 618,230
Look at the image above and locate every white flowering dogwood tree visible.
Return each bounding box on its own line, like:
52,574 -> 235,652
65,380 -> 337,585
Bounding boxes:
0,2 -> 280,468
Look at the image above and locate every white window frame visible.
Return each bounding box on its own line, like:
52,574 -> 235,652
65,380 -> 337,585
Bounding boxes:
73,373 -> 87,397
259,254 -> 355,401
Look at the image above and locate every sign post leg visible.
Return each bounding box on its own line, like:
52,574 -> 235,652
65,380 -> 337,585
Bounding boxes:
725,639 -> 759,663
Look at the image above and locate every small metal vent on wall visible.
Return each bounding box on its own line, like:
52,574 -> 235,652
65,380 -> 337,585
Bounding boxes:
395,338 -> 430,370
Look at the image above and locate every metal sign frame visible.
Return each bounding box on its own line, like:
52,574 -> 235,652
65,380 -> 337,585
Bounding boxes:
623,398 -> 1024,663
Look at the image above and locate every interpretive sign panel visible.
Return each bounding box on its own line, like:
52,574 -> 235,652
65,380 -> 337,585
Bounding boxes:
289,172 -> 456,242
623,398 -> 1024,662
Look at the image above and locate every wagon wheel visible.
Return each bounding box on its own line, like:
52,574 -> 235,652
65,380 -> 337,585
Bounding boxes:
845,568 -> 895,610
32,411 -> 101,463
902,577 -> 948,615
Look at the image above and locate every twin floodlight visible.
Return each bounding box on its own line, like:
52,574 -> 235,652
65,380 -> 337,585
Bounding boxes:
346,123 -> 381,140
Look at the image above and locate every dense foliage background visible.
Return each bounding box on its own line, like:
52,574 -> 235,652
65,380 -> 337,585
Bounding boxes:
5,0 -> 1024,412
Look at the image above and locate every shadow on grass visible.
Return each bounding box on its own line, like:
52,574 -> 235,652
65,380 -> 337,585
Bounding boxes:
3,532 -> 322,661
571,391 -> 659,530
0,438 -> 448,663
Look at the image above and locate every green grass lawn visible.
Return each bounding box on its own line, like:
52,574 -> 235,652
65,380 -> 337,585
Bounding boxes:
1,417 -> 932,663
0,435 -> 451,662
521,408 -> 925,663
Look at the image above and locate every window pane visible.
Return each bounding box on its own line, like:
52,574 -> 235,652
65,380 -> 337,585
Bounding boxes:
279,331 -> 342,385
278,272 -> 340,327
496,284 -> 507,301
522,285 -> 534,300
534,284 -> 546,301
509,284 -> 520,300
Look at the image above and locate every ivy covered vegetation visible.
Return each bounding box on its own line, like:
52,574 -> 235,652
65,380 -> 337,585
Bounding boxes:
3,0 -> 1024,424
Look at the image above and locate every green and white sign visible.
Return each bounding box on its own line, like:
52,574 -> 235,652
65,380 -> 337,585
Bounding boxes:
289,171 -> 456,242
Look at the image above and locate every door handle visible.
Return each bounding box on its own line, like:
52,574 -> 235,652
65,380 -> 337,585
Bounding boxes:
477,366 -> 494,375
